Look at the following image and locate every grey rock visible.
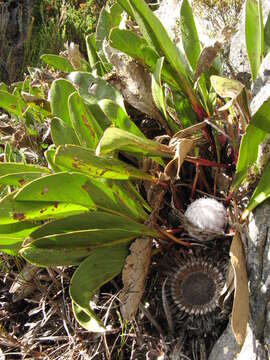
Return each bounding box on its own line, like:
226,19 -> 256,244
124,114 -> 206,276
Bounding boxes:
208,318 -> 241,360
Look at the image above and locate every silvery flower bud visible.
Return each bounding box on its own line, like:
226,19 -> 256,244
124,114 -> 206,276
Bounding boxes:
184,198 -> 227,241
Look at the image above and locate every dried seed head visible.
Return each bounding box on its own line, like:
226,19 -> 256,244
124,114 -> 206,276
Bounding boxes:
184,197 -> 227,241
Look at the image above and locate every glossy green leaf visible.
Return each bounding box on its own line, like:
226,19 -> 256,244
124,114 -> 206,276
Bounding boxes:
109,29 -> 179,90
67,72 -> 124,108
15,172 -> 147,221
72,301 -> 106,332
233,124 -> 267,189
0,163 -> 50,176
243,162 -> 270,219
98,99 -> 144,137
30,212 -> 155,240
68,92 -> 103,149
0,192 -> 88,225
250,97 -> 270,132
96,127 -> 173,157
21,212 -> 155,266
70,245 -> 128,330
172,94 -> 197,128
45,146 -> 65,173
245,0 -> 264,82
51,117 -> 80,146
0,221 -> 39,254
0,90 -> 25,117
41,54 -> 74,72
180,0 -> 201,70
85,34 -> 104,76
50,79 -> 76,126
0,172 -> 44,187
54,145 -> 154,181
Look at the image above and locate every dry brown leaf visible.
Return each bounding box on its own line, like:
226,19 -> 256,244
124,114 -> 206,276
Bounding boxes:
194,41 -> 222,84
120,237 -> 152,321
230,231 -> 249,346
9,263 -> 38,302
219,261 -> 235,308
164,138 -> 194,180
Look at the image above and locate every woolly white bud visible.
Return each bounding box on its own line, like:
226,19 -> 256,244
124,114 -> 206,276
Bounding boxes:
184,198 -> 227,240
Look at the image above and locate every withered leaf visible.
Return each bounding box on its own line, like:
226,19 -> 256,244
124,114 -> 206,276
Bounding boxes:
165,138 -> 194,180
120,237 -> 152,321
194,41 -> 222,84
230,231 -> 249,346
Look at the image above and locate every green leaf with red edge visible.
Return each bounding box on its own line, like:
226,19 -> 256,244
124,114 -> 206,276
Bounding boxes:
54,144 -> 154,181
68,92 -> 103,149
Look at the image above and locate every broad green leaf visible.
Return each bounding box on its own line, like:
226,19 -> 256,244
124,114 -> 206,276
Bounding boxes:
98,99 -> 144,137
51,117 -> 80,146
180,0 -> 201,70
20,212 -> 156,266
45,146 -> 65,173
0,221 -> 40,254
54,144 -> 154,181
0,172 -> 44,187
68,92 -> 103,149
67,72 -> 124,108
0,192 -> 87,225
15,173 -> 147,221
30,212 -> 156,240
15,173 -> 96,209
109,29 -> 179,90
152,58 -> 179,133
0,90 -> 25,117
233,124 -> 267,189
125,0 -> 200,112
250,97 -> 270,132
50,79 -> 76,126
70,245 -> 128,330
85,34 -> 104,76
72,301 -> 106,332
172,94 -> 197,128
245,0 -> 264,82
0,163 -> 50,176
96,127 -> 173,157
243,162 -> 270,219
41,54 -> 74,72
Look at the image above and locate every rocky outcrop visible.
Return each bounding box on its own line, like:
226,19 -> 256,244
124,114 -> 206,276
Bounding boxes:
0,0 -> 34,83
